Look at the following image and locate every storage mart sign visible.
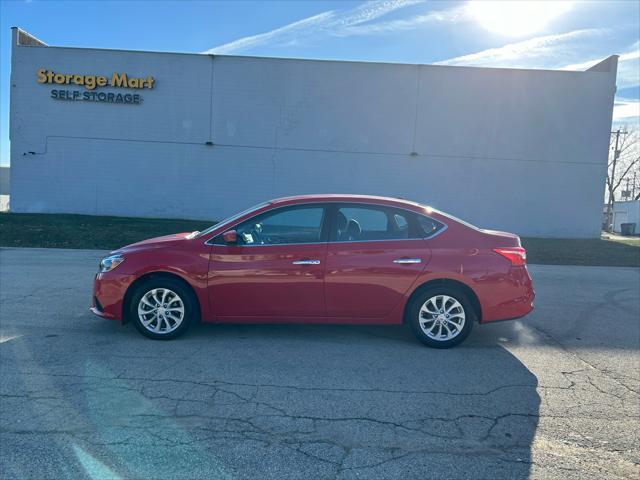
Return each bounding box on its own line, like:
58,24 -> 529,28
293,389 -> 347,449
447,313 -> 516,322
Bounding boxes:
37,68 -> 154,104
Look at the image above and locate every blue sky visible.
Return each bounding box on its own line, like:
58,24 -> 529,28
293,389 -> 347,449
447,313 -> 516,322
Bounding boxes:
1,0 -> 639,166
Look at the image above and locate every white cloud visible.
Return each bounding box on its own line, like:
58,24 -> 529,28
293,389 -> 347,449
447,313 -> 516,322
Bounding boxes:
204,11 -> 335,54
436,29 -> 606,68
204,0 -> 580,54
613,98 -> 640,122
563,44 -> 639,71
435,29 -> 637,93
335,3 -> 468,36
562,41 -> 639,89
204,0 -> 423,54
309,0 -> 574,39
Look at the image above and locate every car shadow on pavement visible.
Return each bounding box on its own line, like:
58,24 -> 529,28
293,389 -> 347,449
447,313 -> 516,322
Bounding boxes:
2,320 -> 540,480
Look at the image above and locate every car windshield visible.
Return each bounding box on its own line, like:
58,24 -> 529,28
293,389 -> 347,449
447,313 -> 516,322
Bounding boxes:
194,201 -> 270,238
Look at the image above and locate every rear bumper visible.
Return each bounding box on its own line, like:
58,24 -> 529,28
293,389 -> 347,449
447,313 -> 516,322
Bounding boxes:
480,293 -> 535,323
90,272 -> 136,321
478,266 -> 535,323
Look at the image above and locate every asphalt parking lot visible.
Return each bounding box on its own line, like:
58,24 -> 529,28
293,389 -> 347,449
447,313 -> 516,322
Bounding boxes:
1,248 -> 638,480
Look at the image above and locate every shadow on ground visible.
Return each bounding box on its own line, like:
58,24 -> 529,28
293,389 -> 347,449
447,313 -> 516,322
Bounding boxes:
3,250 -> 638,478
2,321 -> 540,479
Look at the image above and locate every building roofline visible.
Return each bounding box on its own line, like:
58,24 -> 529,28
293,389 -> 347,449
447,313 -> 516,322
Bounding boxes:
11,27 -> 48,47
10,26 -> 618,75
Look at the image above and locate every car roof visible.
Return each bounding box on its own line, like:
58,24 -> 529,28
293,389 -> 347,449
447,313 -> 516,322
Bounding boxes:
269,194 -> 429,211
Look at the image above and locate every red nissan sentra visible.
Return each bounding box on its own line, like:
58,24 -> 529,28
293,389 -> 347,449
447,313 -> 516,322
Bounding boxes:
91,195 -> 534,348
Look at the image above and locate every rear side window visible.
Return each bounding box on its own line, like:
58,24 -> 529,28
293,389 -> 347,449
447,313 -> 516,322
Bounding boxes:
417,215 -> 445,237
339,208 -> 389,235
331,204 -> 445,242
332,205 -> 411,241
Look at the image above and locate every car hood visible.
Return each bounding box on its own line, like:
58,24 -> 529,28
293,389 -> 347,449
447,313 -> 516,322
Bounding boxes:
115,232 -> 194,253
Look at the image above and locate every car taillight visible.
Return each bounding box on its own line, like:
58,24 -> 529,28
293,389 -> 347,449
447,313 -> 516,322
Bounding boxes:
493,247 -> 527,266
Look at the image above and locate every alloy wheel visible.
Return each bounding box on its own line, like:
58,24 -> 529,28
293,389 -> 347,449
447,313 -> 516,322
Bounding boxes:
137,288 -> 185,334
418,294 -> 466,341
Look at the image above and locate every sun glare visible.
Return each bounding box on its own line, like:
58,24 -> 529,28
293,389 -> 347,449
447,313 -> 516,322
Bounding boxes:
468,1 -> 573,37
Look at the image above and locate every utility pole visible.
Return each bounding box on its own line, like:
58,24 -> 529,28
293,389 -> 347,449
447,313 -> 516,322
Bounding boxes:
606,128 -> 628,232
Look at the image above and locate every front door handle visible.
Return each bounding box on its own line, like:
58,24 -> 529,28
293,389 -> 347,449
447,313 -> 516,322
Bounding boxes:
292,259 -> 321,265
393,258 -> 422,264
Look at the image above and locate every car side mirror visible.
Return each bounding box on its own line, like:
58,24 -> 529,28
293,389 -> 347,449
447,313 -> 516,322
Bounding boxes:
222,230 -> 238,244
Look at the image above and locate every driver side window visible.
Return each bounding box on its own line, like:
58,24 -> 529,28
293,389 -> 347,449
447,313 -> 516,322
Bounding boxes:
236,206 -> 325,245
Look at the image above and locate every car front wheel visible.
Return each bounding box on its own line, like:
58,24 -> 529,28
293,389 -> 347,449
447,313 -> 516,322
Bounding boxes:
129,278 -> 196,340
407,287 -> 475,348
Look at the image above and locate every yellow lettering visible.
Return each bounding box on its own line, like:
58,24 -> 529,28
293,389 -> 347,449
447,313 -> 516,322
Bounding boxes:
111,72 -> 127,87
85,76 -> 96,90
37,70 -> 154,89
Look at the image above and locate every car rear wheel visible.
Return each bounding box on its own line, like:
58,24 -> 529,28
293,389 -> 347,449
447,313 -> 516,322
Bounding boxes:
129,278 -> 196,340
407,287 -> 475,348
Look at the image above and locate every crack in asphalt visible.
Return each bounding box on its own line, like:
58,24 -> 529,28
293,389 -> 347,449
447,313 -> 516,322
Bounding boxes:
528,323 -> 640,396
2,258 -> 639,479
0,370 -> 543,396
2,362 -> 638,478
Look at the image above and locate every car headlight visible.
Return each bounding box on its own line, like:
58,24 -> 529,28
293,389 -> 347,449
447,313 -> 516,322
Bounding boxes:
99,254 -> 124,273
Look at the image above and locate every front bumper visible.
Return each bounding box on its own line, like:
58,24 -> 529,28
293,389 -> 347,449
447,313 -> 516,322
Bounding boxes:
90,272 -> 136,321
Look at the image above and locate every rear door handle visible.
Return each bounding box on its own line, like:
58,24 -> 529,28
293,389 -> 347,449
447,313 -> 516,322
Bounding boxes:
393,258 -> 422,264
292,260 -> 321,265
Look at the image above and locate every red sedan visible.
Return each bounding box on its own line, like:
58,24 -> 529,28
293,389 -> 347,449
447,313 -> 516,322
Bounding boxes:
91,195 -> 534,348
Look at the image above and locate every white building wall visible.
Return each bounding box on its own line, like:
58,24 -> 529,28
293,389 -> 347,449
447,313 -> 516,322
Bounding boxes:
10,28 -> 618,237
612,201 -> 640,233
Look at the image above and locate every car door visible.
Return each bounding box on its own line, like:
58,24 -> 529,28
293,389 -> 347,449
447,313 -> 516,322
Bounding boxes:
208,204 -> 329,319
325,203 -> 431,319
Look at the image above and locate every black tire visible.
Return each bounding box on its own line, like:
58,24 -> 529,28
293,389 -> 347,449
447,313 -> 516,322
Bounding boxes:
406,286 -> 475,348
129,277 -> 197,340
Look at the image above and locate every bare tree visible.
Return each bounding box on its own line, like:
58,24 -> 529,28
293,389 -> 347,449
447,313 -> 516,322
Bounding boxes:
604,126 -> 639,231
